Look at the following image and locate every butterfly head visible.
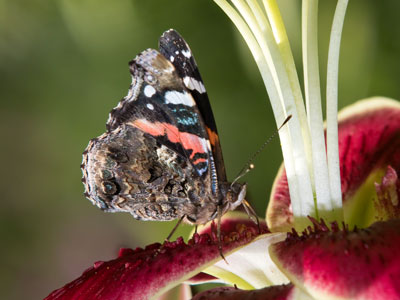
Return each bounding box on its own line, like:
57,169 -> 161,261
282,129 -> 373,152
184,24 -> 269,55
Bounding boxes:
220,182 -> 247,214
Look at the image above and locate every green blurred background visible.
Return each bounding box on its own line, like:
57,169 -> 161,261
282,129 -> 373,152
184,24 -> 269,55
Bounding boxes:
1,0 -> 400,299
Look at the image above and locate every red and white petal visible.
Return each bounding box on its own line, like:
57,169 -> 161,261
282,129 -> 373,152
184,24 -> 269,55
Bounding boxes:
196,212 -> 289,289
270,219 -> 400,300
45,216 -> 266,300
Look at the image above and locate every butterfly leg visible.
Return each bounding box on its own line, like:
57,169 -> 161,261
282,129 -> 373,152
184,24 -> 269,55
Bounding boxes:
155,216 -> 185,257
166,215 -> 185,241
242,200 -> 261,233
217,205 -> 228,263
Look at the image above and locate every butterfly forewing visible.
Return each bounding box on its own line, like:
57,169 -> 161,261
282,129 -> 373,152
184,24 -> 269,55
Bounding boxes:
159,29 -> 227,184
107,49 -> 213,180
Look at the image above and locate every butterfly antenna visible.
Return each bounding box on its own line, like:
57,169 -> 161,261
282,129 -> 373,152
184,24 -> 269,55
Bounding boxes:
231,115 -> 292,187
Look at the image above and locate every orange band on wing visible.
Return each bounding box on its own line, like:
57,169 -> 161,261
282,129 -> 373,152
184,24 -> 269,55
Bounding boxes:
131,119 -> 209,159
206,127 -> 219,148
131,119 -> 170,137
192,157 -> 207,165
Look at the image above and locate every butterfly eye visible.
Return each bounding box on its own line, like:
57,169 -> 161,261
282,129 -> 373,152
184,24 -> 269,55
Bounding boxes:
102,180 -> 120,195
145,73 -> 157,85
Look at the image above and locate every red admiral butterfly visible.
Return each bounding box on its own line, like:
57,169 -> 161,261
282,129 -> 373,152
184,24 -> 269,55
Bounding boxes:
81,29 -> 250,239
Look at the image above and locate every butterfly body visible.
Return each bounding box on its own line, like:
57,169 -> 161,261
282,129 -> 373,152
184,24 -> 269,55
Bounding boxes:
81,29 -> 246,225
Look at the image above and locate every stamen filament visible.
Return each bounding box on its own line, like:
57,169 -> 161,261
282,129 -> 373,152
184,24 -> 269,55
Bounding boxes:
302,0 -> 330,219
326,0 -> 349,222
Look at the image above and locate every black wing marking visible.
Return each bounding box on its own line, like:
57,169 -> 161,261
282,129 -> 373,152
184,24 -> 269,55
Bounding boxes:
159,29 -> 227,184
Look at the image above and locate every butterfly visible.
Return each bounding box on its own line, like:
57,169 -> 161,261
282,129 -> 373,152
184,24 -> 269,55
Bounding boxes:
81,29 -> 256,245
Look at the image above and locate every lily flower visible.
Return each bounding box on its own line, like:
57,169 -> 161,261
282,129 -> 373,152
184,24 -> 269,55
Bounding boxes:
45,0 -> 400,299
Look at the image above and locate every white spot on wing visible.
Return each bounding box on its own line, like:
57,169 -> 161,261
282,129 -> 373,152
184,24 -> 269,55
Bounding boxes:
170,55 -> 174,62
175,50 -> 179,55
197,165 -> 208,176
183,76 -> 206,94
165,91 -> 195,106
201,138 -> 210,153
146,103 -> 154,110
194,138 -> 209,176
206,140 -> 212,151
144,85 -> 156,98
181,49 -> 191,58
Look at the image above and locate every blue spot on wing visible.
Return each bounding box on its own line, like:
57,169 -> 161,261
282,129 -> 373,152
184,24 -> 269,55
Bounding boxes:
169,105 -> 201,128
177,116 -> 196,126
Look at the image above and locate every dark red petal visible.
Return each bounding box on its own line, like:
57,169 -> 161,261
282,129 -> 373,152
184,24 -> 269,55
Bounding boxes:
270,218 -> 400,300
185,272 -> 220,284
339,100 -> 400,200
45,221 -> 265,300
192,284 -> 295,300
266,166 -> 293,232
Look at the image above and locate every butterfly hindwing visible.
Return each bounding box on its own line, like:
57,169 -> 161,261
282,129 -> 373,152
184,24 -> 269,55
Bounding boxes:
159,29 -> 227,183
